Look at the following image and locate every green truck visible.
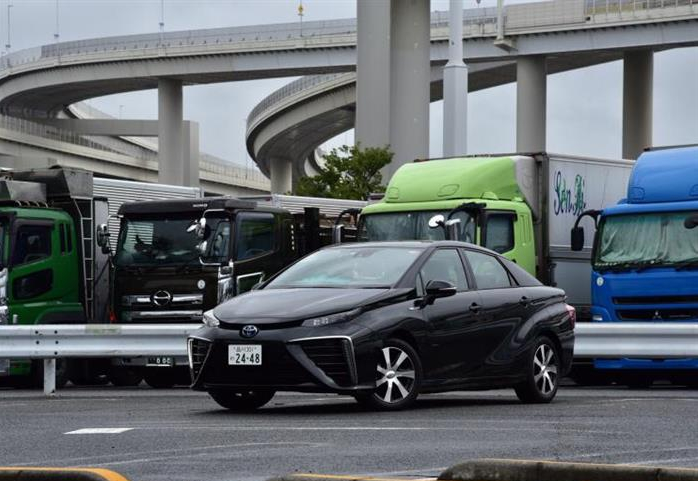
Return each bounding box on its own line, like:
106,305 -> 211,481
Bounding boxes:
358,154 -> 634,319
0,167 -> 202,387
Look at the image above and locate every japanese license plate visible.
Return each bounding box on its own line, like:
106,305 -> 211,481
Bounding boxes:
228,345 -> 262,366
146,356 -> 174,367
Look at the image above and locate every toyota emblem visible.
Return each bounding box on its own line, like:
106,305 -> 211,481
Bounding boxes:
241,325 -> 259,338
152,290 -> 173,307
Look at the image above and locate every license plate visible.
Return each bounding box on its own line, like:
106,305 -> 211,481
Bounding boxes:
146,356 -> 174,367
228,345 -> 262,366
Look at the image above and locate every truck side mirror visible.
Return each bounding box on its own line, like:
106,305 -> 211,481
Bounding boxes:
685,214 -> 698,229
96,224 -> 111,255
188,217 -> 207,240
332,224 -> 344,244
571,226 -> 585,252
428,214 -> 445,229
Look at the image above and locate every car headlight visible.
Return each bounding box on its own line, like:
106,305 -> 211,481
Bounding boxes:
302,308 -> 361,327
202,310 -> 220,328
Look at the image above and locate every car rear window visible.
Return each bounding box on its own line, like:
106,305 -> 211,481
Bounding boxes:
501,258 -> 542,287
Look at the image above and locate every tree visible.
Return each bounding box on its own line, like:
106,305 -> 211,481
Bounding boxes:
295,144 -> 392,200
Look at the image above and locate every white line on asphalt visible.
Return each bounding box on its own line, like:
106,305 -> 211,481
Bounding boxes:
65,428 -> 134,434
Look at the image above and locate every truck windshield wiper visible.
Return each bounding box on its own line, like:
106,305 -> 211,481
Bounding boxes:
674,257 -> 698,271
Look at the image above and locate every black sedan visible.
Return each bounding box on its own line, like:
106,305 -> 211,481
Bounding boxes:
188,241 -> 575,411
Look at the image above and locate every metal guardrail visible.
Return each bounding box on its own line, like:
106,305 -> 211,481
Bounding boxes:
2,322 -> 698,395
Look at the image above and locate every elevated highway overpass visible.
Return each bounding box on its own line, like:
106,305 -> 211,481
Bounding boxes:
0,0 -> 695,192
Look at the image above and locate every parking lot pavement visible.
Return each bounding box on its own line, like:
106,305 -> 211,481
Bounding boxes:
1,386 -> 698,481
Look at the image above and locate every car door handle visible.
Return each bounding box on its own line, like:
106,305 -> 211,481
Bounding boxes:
519,296 -> 530,307
469,303 -> 482,313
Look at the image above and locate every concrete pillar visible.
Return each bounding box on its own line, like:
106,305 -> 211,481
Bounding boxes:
158,78 -> 185,185
182,121 -> 200,187
516,56 -> 547,153
270,157 -> 292,194
387,0 -> 431,179
356,0 -> 391,150
623,50 -> 653,160
443,0 -> 468,157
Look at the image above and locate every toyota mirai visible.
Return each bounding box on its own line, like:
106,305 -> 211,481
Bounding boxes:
188,241 -> 575,411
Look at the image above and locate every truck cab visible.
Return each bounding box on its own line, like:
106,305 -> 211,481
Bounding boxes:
573,146 -> 698,384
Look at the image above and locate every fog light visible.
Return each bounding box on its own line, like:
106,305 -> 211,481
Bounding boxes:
592,315 -> 603,321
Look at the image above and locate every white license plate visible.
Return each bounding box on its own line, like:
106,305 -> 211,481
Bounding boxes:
228,345 -> 262,366
146,356 -> 174,367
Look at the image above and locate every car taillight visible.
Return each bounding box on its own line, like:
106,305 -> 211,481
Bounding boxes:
565,304 -> 576,329
109,309 -> 117,323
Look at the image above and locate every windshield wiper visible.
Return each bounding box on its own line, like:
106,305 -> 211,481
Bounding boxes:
674,257 -> 698,271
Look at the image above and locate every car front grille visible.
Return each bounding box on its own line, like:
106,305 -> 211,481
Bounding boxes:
300,338 -> 356,387
189,338 -> 211,382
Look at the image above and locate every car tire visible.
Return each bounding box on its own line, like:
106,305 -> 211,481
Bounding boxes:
356,338 -> 422,411
143,369 -> 177,389
515,336 -> 560,404
107,367 -> 143,387
208,389 -> 275,411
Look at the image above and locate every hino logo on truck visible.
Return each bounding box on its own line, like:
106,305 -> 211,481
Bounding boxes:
152,290 -> 173,307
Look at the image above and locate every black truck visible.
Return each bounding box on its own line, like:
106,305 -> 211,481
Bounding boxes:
110,196 -> 363,387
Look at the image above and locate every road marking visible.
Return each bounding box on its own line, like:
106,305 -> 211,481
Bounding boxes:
65,428 -> 134,434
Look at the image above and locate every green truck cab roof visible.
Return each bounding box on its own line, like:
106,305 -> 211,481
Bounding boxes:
363,156 -> 528,215
0,205 -> 73,222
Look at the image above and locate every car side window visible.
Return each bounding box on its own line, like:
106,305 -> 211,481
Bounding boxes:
420,249 -> 469,291
484,213 -> 515,254
463,250 -> 512,289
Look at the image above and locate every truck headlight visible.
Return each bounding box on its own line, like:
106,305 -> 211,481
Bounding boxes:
302,308 -> 361,327
202,310 -> 220,328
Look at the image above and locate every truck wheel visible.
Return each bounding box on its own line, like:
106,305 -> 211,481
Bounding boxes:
144,369 -> 177,389
515,336 -> 560,404
107,367 -> 143,387
208,389 -> 275,411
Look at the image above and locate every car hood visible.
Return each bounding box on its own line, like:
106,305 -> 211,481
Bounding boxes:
213,287 -> 408,323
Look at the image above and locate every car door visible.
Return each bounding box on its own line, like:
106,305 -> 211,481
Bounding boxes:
419,248 -> 484,382
461,248 -> 530,377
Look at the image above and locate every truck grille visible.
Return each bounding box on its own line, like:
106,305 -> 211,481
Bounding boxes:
614,295 -> 698,305
300,338 -> 356,387
188,338 -> 211,382
617,309 -> 698,321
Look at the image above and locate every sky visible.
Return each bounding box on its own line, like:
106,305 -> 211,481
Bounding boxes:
2,0 -> 697,169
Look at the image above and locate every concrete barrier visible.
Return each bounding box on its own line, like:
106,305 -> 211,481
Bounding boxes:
439,459 -> 698,481
0,467 -> 131,481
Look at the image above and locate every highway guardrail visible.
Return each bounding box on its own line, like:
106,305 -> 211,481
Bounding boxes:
1,322 -> 697,395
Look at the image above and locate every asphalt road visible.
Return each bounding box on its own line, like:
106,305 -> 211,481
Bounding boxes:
1,385 -> 698,481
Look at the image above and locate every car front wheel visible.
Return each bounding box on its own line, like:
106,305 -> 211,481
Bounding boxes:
356,338 -> 422,411
208,389 -> 275,411
515,336 -> 560,404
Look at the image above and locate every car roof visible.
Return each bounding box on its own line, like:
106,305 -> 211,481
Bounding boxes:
329,240 -> 503,256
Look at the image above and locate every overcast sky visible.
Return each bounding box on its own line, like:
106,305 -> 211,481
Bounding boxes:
3,0 -> 697,169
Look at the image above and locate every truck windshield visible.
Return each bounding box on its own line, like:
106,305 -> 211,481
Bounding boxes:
0,218 -> 5,268
360,211 -> 476,242
115,216 -> 230,267
595,211 -> 698,270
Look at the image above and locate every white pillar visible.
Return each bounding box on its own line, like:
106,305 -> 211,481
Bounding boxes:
158,78 -> 185,185
270,157 -> 292,194
43,359 -> 56,396
443,0 -> 468,157
516,56 -> 547,153
387,0 -> 431,179
623,50 -> 653,160
182,121 -> 200,187
356,0 -> 391,150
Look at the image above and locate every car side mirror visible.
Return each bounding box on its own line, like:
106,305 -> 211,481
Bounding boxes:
685,214 -> 698,229
571,226 -> 584,252
425,280 -> 457,299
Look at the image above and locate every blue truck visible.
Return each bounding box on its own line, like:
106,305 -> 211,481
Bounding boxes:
571,145 -> 698,387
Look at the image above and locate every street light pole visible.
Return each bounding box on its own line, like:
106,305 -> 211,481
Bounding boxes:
159,0 -> 165,46
5,3 -> 12,53
54,0 -> 59,43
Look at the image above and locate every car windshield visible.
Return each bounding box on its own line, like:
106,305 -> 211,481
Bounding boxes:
594,211 -> 698,269
360,211 -> 476,242
115,215 -> 230,267
266,246 -> 423,289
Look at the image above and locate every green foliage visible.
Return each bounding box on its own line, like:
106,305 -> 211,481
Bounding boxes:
295,144 -> 392,200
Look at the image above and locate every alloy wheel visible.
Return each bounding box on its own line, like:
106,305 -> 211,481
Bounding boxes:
375,346 -> 416,404
533,343 -> 558,395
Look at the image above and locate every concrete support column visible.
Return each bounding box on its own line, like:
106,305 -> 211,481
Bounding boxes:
270,157 -> 292,194
443,0 -> 468,158
387,0 -> 431,179
182,121 -> 200,187
356,0 -> 391,150
516,56 -> 547,153
158,78 -> 185,185
623,50 -> 653,160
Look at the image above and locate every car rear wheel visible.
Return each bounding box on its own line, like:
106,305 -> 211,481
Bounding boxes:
356,339 -> 422,411
143,369 -> 177,389
515,336 -> 560,404
107,367 -> 143,387
208,389 -> 275,411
